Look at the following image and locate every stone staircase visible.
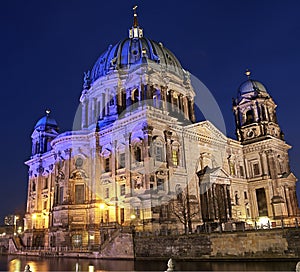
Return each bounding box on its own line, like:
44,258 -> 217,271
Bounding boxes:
100,228 -> 134,258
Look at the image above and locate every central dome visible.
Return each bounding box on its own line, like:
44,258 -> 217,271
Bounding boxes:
90,37 -> 184,84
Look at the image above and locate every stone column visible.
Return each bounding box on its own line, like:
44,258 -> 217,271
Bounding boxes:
284,186 -> 293,217
88,100 -> 93,126
142,125 -> 153,190
243,158 -> 249,178
112,140 -> 118,223
105,89 -> 109,116
252,102 -> 259,122
64,148 -> 72,204
91,147 -> 97,203
82,101 -> 87,128
259,151 -> 269,178
91,98 -> 96,123
124,132 -> 132,196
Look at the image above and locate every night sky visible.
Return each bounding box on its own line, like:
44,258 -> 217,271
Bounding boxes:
1,0 -> 300,222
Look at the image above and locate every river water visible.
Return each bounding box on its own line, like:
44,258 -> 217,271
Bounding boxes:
0,255 -> 298,271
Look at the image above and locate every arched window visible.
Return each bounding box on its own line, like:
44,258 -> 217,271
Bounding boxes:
153,90 -> 161,108
134,146 -> 142,162
132,88 -> 139,103
32,181 -> 36,192
245,109 -> 254,125
35,141 -> 40,155
235,192 -> 239,205
153,138 -> 165,162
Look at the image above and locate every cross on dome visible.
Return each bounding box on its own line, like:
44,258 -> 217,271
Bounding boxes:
129,5 -> 143,39
245,69 -> 251,79
133,5 -> 138,27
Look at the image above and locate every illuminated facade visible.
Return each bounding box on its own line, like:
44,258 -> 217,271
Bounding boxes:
23,9 -> 299,248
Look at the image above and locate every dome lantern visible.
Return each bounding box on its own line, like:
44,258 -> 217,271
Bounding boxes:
129,5 -> 143,39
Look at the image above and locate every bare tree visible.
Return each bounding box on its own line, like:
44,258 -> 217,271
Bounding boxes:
170,187 -> 199,234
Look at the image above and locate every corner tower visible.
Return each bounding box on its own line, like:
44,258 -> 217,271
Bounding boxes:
233,71 -> 298,220
233,70 -> 283,143
31,110 -> 59,156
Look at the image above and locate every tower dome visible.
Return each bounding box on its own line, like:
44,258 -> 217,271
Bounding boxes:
34,113 -> 58,131
236,79 -> 269,103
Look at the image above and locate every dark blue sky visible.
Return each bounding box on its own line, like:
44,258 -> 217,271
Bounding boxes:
0,0 -> 300,222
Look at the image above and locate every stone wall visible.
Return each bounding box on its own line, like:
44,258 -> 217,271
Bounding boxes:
134,229 -> 300,259
210,231 -> 288,257
134,234 -> 211,258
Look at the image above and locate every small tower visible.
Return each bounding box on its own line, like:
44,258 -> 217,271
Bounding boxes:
31,110 -> 59,156
233,70 -> 283,143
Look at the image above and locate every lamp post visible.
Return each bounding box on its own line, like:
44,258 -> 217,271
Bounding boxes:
130,214 -> 136,260
99,203 -> 105,246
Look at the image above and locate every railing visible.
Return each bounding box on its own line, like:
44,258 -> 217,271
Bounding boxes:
134,217 -> 300,237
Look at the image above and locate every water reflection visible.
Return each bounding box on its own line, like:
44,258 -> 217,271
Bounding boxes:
6,256 -> 135,271
1,255 -> 298,271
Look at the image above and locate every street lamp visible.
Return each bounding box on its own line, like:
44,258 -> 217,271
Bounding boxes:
99,203 -> 105,246
130,214 -> 136,232
130,214 -> 136,259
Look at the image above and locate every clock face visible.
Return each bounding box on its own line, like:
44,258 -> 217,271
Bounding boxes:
247,129 -> 255,139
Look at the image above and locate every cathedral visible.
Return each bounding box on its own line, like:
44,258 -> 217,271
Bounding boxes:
23,8 -> 299,248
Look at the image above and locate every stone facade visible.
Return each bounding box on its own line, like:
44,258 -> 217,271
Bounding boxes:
22,9 -> 299,249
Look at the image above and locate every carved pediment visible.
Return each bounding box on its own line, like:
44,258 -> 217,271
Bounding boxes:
100,179 -> 112,185
197,166 -> 230,184
70,169 -> 88,180
191,120 -> 227,143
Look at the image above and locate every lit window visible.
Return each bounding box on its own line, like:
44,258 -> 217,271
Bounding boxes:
72,234 -> 82,248
172,150 -> 179,166
230,162 -> 235,176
